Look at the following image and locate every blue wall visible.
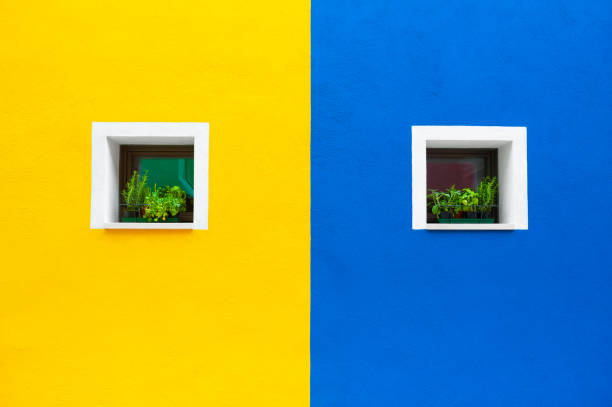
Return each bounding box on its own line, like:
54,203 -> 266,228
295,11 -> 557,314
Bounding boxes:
311,1 -> 612,405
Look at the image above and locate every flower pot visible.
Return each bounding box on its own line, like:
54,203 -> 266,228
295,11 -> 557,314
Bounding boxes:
438,211 -> 452,222
120,217 -> 179,223
441,218 -> 494,223
480,209 -> 492,219
438,218 -> 495,224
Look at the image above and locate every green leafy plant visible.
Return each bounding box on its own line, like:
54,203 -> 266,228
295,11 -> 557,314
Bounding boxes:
121,171 -> 189,222
427,178 -> 498,220
427,189 -> 449,217
460,187 -> 479,212
143,185 -> 187,222
121,171 -> 150,214
477,176 -> 498,215
445,185 -> 464,215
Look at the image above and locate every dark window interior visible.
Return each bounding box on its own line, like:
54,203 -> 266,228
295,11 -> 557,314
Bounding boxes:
426,148 -> 498,223
120,145 -> 194,222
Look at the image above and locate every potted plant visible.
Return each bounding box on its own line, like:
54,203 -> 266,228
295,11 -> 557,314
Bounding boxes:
427,178 -> 498,223
121,171 -> 150,221
143,185 -> 187,222
428,189 -> 451,220
120,172 -> 188,222
461,187 -> 479,219
446,185 -> 464,219
476,176 -> 497,222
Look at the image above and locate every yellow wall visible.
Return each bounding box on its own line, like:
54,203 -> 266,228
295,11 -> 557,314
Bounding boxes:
0,1 -> 309,406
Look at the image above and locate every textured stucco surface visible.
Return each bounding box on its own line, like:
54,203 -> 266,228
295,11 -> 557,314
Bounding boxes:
312,1 -> 612,406
0,1 -> 309,406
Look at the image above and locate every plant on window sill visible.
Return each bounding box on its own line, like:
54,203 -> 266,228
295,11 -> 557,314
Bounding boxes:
120,171 -> 188,223
121,171 -> 150,218
427,176 -> 498,224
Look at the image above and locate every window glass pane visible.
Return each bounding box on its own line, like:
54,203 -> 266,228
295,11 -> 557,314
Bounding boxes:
427,157 -> 486,191
137,157 -> 194,197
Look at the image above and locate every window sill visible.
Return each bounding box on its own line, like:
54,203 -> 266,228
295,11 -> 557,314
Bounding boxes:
104,222 -> 194,230
425,223 -> 515,230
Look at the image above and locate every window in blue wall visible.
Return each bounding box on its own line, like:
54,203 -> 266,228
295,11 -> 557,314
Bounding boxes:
427,149 -> 498,223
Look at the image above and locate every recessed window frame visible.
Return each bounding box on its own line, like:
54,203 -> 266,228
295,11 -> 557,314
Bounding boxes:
412,126 -> 528,230
90,122 -> 208,230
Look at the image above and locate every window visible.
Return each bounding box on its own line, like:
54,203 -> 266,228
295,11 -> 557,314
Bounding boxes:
120,145 -> 195,223
91,122 -> 208,229
426,148 -> 498,224
412,126 -> 528,230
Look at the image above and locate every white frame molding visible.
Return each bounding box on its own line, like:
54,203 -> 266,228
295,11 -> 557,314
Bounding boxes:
91,122 -> 209,230
412,126 -> 527,230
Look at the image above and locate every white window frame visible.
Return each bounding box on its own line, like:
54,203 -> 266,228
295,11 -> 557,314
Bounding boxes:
90,122 -> 209,230
412,126 -> 527,230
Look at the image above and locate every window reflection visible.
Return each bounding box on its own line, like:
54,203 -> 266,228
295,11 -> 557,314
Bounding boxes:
427,157 -> 486,191
136,157 -> 195,197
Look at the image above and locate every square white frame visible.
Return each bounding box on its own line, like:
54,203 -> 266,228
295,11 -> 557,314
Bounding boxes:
412,126 -> 528,230
90,122 -> 209,230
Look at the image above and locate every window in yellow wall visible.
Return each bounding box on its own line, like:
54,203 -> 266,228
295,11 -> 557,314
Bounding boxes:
120,145 -> 194,223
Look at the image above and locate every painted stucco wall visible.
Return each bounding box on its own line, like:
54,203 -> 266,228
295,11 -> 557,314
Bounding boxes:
0,1 -> 309,406
312,1 -> 612,406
